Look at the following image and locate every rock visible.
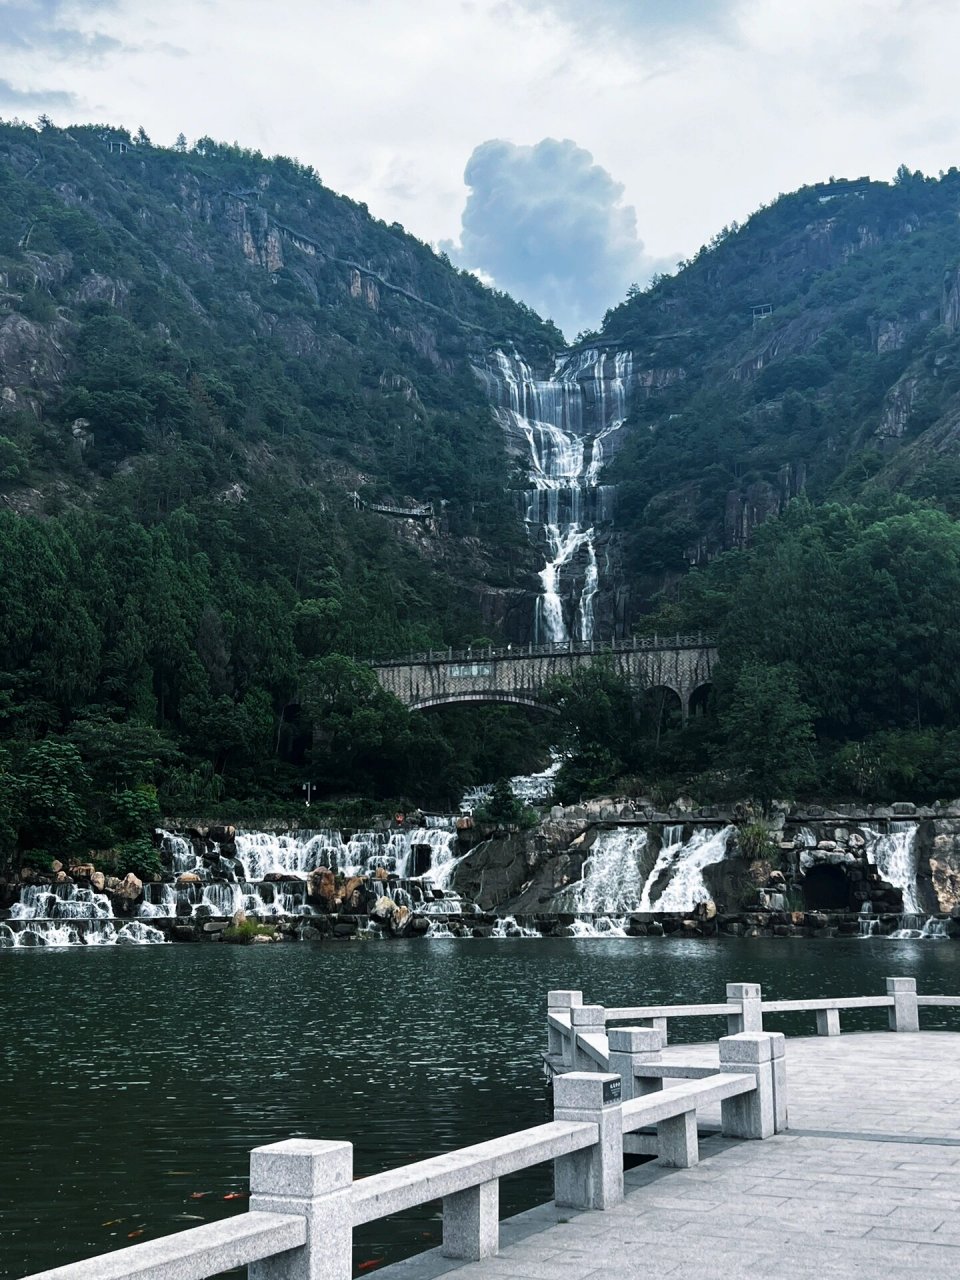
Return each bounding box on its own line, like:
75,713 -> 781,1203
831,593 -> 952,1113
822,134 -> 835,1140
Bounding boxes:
371,896 -> 396,924
697,900 -> 717,920
90,871 -> 105,892
177,873 -> 202,886
929,859 -> 960,914
172,925 -> 196,942
817,840 -> 838,852
409,915 -> 430,934
203,920 -> 227,933
232,910 -> 247,928
69,863 -> 95,878
892,802 -> 916,816
333,920 -> 357,938
263,871 -> 291,883
117,872 -> 143,900
51,860 -> 63,873
299,925 -> 322,941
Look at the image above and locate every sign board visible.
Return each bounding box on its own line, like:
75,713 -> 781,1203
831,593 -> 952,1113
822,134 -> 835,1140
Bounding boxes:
448,663 -> 492,679
602,1078 -> 622,1105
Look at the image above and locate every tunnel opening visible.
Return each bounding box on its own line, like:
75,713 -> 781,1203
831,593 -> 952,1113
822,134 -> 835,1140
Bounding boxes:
802,862 -> 850,911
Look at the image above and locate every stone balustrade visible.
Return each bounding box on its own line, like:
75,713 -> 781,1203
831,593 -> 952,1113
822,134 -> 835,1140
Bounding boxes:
21,1019 -> 773,1279
548,977 -> 959,1056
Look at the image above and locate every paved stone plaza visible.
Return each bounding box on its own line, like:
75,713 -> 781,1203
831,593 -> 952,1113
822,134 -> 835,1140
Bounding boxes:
379,1032 -> 960,1279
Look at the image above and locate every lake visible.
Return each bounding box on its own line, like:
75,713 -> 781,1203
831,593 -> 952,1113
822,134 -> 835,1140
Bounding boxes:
1,936 -> 958,1277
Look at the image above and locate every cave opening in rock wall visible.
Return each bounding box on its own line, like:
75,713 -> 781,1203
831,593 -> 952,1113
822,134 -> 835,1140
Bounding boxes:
802,863 -> 850,911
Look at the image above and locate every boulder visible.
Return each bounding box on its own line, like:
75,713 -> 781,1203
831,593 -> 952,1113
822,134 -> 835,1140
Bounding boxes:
90,871 -> 105,892
203,920 -> 227,933
117,872 -> 143,900
177,873 -> 202,886
69,863 -> 95,879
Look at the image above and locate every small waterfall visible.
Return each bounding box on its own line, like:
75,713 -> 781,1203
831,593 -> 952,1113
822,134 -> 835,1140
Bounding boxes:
639,826 -> 735,913
0,915 -> 165,947
864,823 -> 920,913
858,903 -> 879,938
557,828 -> 649,915
461,756 -> 562,813
889,914 -> 948,940
491,915 -> 539,938
567,915 -> 628,937
158,830 -> 206,875
476,347 -> 635,641
11,883 -> 114,922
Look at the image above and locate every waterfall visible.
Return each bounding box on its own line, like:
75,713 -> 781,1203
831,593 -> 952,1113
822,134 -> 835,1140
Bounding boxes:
476,347 -> 635,641
1,883 -> 165,948
864,823 -> 920,913
858,904 -> 879,938
230,827 -> 459,883
491,915 -> 539,938
639,826 -> 735,912
889,914 -> 948,940
557,828 -> 649,915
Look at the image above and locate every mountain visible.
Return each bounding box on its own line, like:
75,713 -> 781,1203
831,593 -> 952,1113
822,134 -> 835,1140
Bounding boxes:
5,118 -> 960,854
597,167 -> 960,603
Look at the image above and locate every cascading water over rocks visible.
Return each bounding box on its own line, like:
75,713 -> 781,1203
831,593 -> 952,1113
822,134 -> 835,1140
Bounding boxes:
475,348 -> 635,642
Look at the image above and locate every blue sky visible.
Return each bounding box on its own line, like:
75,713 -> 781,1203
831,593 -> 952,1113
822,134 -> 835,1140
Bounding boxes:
2,0 -> 957,336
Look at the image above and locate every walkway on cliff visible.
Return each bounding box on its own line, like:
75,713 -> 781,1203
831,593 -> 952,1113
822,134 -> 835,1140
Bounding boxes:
379,1031 -> 960,1280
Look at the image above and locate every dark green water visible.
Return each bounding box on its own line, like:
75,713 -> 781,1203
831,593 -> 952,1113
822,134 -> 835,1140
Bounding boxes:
1,936 -> 959,1278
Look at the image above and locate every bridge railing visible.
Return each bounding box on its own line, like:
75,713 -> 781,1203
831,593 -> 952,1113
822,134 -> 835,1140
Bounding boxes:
22,1024 -> 774,1280
369,633 -> 716,667
547,978 -> 955,1059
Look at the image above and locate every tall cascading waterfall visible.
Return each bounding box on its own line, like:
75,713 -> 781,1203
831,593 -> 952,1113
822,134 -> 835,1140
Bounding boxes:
475,348 -> 635,641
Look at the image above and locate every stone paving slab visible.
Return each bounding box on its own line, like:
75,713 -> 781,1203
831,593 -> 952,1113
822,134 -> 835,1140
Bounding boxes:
377,1032 -> 960,1280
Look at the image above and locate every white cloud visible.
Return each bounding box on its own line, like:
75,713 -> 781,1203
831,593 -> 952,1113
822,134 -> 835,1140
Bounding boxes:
4,0 -> 960,331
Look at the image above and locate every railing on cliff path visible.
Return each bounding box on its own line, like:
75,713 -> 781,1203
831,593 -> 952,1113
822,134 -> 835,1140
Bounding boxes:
369,633 -> 717,667
22,976 -> 959,1280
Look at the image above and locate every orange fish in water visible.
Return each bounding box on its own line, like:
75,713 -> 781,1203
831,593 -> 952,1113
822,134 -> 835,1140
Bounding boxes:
189,1192 -> 209,1200
127,1229 -> 144,1240
223,1191 -> 248,1201
358,1261 -> 383,1272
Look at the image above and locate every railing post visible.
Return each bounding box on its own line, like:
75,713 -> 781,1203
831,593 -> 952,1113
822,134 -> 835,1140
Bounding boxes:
816,1008 -> 840,1036
249,1139 -> 353,1280
726,982 -> 763,1034
570,1004 -> 606,1071
607,1026 -> 662,1099
718,1033 -> 780,1139
547,988 -> 582,1062
657,1109 -> 698,1168
887,977 -> 920,1032
442,1180 -> 499,1261
553,1072 -> 624,1210
770,1031 -> 788,1132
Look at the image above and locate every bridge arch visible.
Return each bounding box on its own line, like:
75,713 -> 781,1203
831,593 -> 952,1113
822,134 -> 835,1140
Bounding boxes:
410,691 -> 551,714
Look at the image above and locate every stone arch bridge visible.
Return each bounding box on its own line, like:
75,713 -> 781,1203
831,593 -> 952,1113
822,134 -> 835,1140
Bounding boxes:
371,636 -> 717,720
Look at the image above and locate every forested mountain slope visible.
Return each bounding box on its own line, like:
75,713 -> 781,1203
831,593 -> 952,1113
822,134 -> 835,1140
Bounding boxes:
597,168 -> 960,599
0,119 -> 562,856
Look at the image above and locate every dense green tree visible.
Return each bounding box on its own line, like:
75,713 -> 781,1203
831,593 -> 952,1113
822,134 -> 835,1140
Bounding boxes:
718,661 -> 816,809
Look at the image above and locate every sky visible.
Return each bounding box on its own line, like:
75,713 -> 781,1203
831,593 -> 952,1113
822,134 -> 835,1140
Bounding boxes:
2,0 -> 960,337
